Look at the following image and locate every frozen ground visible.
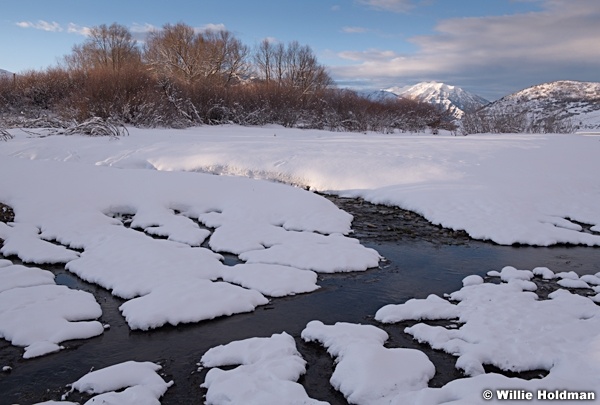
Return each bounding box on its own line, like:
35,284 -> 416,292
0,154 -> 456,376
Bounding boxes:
1,125 -> 599,403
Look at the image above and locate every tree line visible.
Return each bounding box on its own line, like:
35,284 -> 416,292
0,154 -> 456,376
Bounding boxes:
0,22 -> 453,133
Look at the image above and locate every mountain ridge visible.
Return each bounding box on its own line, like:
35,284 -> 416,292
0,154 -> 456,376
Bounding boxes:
482,80 -> 600,130
382,81 -> 490,119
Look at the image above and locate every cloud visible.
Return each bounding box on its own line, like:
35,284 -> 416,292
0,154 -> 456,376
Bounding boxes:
16,20 -> 62,32
16,20 -> 91,36
356,0 -> 415,13
339,49 -> 401,62
195,23 -> 227,33
342,26 -> 369,34
332,0 -> 600,99
130,23 -> 159,34
67,23 -> 91,36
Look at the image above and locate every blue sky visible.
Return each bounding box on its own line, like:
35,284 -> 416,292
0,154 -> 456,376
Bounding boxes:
1,0 -> 599,100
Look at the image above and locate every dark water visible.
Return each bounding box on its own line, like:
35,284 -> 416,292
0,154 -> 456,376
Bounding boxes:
1,211 -> 599,404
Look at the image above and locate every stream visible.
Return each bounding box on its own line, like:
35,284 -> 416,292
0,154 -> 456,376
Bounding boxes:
1,196 -> 599,404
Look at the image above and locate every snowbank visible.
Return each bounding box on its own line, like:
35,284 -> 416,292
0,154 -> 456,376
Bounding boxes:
3,126 -> 599,246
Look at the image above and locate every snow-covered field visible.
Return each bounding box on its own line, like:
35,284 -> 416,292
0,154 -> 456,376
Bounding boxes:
2,125 -> 599,246
1,125 -> 599,404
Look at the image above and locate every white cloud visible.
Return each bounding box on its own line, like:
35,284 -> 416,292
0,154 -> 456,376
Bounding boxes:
342,26 -> 369,34
195,23 -> 227,33
339,49 -> 401,62
16,20 -> 62,32
15,20 -> 92,36
356,0 -> 415,13
332,0 -> 600,99
67,23 -> 91,36
130,23 -> 159,34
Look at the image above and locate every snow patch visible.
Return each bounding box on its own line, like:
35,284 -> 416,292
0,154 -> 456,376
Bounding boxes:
201,332 -> 324,404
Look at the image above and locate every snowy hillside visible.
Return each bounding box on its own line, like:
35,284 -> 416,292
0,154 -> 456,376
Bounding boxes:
0,68 -> 12,77
383,81 -> 489,119
482,80 -> 600,131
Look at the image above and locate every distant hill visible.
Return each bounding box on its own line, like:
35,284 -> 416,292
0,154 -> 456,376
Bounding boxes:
0,69 -> 12,77
382,81 -> 489,119
481,80 -> 600,131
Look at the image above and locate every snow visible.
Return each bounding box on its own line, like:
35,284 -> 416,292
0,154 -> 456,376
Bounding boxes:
0,261 -> 103,358
384,81 -> 489,118
484,80 -> 600,130
220,263 -> 319,297
302,321 -> 435,405
294,267 -> 600,404
2,125 -> 600,403
375,294 -> 459,323
376,267 -> 600,381
2,127 -> 599,247
120,279 -> 268,331
0,151 -> 379,331
66,360 -> 173,405
201,332 -> 325,405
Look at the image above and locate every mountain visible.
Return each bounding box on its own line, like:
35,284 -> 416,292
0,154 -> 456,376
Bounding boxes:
481,80 -> 600,131
382,81 -> 489,119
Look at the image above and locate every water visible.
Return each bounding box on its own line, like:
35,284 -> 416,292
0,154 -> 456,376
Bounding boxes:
1,223 -> 599,404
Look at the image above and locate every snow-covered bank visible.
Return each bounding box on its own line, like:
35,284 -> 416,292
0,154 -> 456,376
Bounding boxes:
3,125 -> 599,246
0,154 -> 379,333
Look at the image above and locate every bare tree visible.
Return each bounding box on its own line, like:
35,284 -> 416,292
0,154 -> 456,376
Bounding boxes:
202,30 -> 249,85
144,23 -> 248,86
144,23 -> 205,84
65,23 -> 139,71
253,40 -> 332,100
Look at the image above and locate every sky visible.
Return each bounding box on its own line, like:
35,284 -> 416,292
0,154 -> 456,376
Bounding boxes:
1,0 -> 599,100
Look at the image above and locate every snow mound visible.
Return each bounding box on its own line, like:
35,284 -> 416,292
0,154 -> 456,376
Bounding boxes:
68,361 -> 173,405
120,279 -> 268,331
376,294 -> 459,323
0,156 -> 379,330
376,267 -> 600,388
301,321 -> 435,405
0,262 -> 103,358
220,263 -> 319,297
201,332 -> 325,405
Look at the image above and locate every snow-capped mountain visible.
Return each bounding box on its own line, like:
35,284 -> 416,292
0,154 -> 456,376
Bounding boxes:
0,68 -> 13,77
481,80 -> 600,131
382,81 -> 489,119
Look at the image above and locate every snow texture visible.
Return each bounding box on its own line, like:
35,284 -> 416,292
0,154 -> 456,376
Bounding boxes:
0,261 -> 103,358
67,360 -> 173,405
201,332 -> 325,405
